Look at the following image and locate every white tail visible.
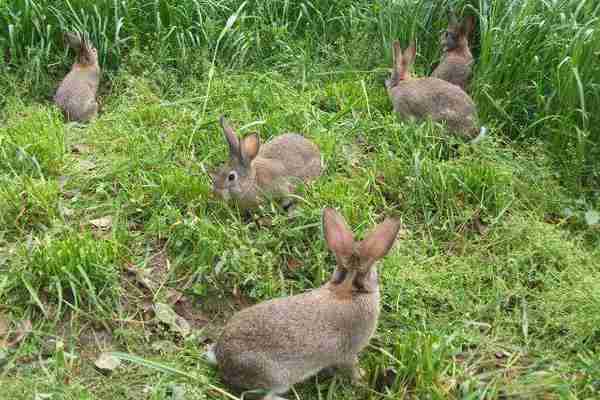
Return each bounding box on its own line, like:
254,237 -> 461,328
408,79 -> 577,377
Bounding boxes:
470,126 -> 489,144
204,343 -> 218,365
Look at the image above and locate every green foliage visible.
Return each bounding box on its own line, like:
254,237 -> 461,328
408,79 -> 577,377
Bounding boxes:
9,232 -> 120,316
2,0 -> 598,183
1,0 -> 599,399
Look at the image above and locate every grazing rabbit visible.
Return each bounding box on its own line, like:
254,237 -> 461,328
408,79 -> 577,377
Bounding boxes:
211,116 -> 322,210
385,41 -> 479,139
432,14 -> 476,90
54,32 -> 100,123
207,208 -> 401,399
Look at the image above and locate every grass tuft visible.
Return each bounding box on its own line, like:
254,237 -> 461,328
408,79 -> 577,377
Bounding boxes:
0,1 -> 599,399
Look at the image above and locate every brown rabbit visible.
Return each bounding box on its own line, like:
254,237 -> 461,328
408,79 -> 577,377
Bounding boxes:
385,41 -> 479,139
211,116 -> 321,210
206,208 -> 401,399
54,32 -> 100,123
432,14 -> 476,90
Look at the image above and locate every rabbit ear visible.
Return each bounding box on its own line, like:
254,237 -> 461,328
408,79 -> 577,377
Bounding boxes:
404,42 -> 416,67
393,40 -> 402,66
79,35 -> 87,53
461,15 -> 476,38
220,116 -> 241,159
323,208 -> 354,260
392,40 -> 403,76
64,32 -> 82,49
448,9 -> 459,27
387,40 -> 406,86
240,133 -> 260,167
358,218 -> 401,265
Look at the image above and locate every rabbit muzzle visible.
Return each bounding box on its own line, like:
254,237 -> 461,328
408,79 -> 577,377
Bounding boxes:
213,186 -> 230,201
442,31 -> 459,52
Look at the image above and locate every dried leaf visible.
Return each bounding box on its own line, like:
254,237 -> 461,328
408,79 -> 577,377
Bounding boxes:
77,159 -> 96,171
154,303 -> 191,337
78,327 -> 113,348
62,189 -> 80,199
544,213 -> 561,224
166,289 -> 183,305
89,216 -> 113,230
172,315 -> 191,337
0,314 -> 8,350
57,175 -> 70,190
151,340 -> 178,354
341,143 -> 363,168
126,266 -> 158,292
94,352 -> 121,372
473,216 -> 489,235
0,314 -> 8,338
167,384 -> 186,400
7,319 -> 32,348
585,210 -> 600,226
148,248 -> 170,279
256,216 -> 272,228
286,258 -> 303,272
59,203 -> 75,218
495,350 -> 510,359
71,143 -> 91,154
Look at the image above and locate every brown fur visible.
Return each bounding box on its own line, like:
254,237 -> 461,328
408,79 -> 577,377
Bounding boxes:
386,41 -> 479,139
214,209 -> 401,399
212,117 -> 322,209
432,15 -> 475,90
54,32 -> 100,123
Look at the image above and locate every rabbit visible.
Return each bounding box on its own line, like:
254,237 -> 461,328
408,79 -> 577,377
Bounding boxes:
432,13 -> 476,90
385,41 -> 480,139
211,116 -> 322,210
54,32 -> 100,123
206,208 -> 401,399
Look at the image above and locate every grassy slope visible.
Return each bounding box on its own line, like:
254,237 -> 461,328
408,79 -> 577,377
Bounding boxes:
1,0 -> 600,399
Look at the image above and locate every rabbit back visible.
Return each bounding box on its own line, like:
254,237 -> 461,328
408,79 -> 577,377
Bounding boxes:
215,286 -> 379,390
432,55 -> 472,90
54,68 -> 99,122
389,77 -> 478,138
259,133 -> 321,182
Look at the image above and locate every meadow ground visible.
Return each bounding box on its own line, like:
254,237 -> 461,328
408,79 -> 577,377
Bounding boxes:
1,1 -> 599,399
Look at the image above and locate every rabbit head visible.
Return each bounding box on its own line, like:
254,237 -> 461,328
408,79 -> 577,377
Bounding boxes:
324,208 -> 401,295
65,32 -> 98,68
385,41 -> 416,90
441,13 -> 475,52
211,116 -> 261,204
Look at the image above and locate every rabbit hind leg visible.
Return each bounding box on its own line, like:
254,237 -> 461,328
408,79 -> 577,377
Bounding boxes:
335,356 -> 365,384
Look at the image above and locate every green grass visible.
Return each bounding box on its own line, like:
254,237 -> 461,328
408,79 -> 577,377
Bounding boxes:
1,0 -> 600,399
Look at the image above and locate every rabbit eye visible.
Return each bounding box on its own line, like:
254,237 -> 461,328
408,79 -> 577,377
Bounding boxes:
228,172 -> 237,182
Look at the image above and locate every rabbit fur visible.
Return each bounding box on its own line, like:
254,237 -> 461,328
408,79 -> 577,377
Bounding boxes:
432,14 -> 475,90
386,41 -> 479,139
211,116 -> 321,210
54,32 -> 100,123
209,208 -> 401,399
